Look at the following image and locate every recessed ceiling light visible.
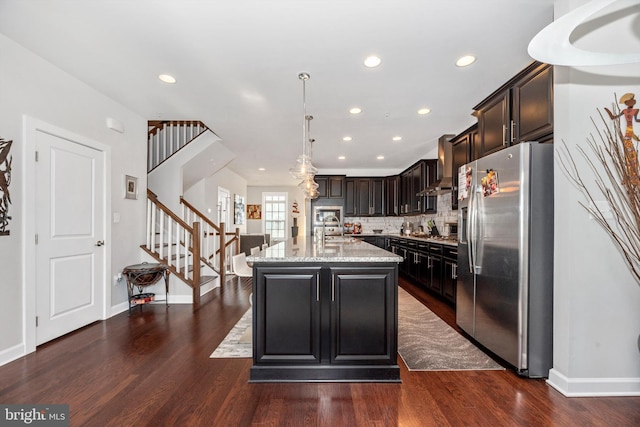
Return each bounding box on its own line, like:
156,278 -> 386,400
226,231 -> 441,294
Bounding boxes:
158,74 -> 176,84
338,155 -> 346,160
417,108 -> 431,115
343,136 -> 352,142
258,167 -> 265,171
392,136 -> 402,141
349,107 -> 362,115
456,55 -> 476,67
377,155 -> 385,160
364,55 -> 382,68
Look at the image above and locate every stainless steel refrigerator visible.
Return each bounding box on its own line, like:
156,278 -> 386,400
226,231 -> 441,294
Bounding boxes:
457,142 -> 553,378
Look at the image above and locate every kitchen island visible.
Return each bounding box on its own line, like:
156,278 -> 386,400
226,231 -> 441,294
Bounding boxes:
247,236 -> 403,382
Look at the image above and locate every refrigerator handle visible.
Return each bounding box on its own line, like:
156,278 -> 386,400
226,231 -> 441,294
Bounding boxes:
467,184 -> 475,274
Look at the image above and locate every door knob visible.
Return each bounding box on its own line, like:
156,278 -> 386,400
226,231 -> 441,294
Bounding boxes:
96,240 -> 105,246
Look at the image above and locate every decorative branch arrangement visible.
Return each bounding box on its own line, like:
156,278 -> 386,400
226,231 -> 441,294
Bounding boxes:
558,94 -> 640,285
0,137 -> 12,235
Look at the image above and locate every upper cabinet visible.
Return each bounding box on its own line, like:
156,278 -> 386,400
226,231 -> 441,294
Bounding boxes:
384,175 -> 400,216
450,124 -> 478,210
344,177 -> 384,217
399,160 -> 437,215
474,62 -> 553,158
315,175 -> 345,199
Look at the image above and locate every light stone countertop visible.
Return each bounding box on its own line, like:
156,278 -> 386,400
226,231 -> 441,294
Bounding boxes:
247,236 -> 403,263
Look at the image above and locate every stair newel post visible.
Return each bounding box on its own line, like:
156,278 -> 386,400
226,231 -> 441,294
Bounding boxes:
235,228 -> 240,254
219,222 -> 226,285
192,221 -> 201,306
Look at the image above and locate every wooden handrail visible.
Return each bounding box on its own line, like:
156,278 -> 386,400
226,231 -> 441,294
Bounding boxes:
147,189 -> 193,231
180,197 -> 221,233
147,120 -> 208,137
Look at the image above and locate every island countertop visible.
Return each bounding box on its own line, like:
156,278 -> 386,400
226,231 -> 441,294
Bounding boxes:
247,236 -> 403,264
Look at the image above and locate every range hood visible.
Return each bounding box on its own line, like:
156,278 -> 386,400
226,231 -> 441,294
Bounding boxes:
417,134 -> 455,196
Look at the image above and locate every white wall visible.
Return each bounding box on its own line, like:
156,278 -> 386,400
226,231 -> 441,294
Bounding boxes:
549,0 -> 640,396
204,168 -> 248,235
247,186 -> 308,238
0,34 -> 147,364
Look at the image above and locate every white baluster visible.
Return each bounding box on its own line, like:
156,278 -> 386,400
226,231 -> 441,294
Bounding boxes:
159,210 -> 164,260
151,204 -> 157,255
167,218 -> 173,268
146,198 -> 152,249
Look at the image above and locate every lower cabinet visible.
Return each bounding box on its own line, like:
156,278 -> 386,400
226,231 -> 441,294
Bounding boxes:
426,244 -> 443,295
394,237 -> 456,305
331,267 -> 397,364
442,246 -> 458,305
253,266 -> 321,364
251,263 -> 400,382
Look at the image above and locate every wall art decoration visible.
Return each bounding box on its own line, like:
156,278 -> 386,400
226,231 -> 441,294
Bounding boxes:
0,137 -> 13,235
247,204 -> 261,220
234,194 -> 245,225
124,175 -> 138,200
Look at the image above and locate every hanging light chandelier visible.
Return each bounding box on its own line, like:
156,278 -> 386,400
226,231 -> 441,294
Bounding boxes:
289,72 -> 319,199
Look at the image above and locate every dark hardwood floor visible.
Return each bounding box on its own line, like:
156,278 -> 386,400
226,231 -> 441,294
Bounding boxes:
1,276 -> 639,426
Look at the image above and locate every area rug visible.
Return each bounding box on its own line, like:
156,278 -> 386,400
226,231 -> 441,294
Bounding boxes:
397,287 -> 503,371
210,288 -> 504,371
210,309 -> 252,358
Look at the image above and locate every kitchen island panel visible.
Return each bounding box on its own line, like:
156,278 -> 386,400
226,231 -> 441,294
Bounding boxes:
255,267 -> 321,364
331,267 -> 397,365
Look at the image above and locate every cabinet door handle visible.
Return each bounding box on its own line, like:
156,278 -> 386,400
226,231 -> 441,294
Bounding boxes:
316,273 -> 320,301
510,120 -> 516,143
502,124 -> 507,146
452,264 -> 457,279
417,200 -> 421,210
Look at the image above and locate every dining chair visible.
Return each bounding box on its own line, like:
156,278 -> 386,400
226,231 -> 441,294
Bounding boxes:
250,246 -> 261,255
231,253 -> 253,285
261,243 -> 268,250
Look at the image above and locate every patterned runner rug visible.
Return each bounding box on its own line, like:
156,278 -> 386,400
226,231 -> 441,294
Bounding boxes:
211,288 -> 504,371
397,287 -> 503,371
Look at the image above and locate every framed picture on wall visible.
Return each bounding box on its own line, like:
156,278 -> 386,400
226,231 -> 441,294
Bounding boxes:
234,194 -> 245,225
247,204 -> 261,220
124,175 -> 138,200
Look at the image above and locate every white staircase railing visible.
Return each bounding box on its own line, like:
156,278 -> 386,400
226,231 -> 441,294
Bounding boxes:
144,190 -> 202,304
180,196 -> 240,284
147,120 -> 209,172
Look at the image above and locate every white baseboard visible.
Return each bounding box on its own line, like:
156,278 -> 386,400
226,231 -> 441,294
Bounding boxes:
547,368 -> 640,396
0,343 -> 28,367
110,301 -> 129,316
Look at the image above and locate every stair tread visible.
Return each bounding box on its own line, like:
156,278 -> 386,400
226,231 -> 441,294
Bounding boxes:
199,275 -> 217,286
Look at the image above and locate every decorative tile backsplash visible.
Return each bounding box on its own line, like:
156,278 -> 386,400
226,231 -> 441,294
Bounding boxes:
344,193 -> 458,236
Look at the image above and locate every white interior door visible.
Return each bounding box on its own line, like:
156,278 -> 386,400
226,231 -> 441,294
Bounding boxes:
35,130 -> 105,345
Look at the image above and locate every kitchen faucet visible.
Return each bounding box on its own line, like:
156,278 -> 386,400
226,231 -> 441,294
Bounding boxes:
322,214 -> 343,239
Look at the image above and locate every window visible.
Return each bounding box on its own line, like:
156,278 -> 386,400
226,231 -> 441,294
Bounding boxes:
263,193 -> 287,240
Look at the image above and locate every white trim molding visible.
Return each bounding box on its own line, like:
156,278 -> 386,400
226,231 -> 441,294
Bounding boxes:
547,369 -> 640,397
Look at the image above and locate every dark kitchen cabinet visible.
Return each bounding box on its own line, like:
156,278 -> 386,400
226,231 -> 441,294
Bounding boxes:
345,177 -> 384,217
450,124 -> 478,210
426,244 -> 443,294
315,175 -> 345,199
344,178 -> 356,216
399,160 -> 438,215
251,264 -> 400,382
422,159 -> 438,214
475,62 -> 553,158
512,63 -> 553,144
442,246 -> 458,305
385,175 -> 400,216
330,266 -> 397,365
253,266 -> 322,364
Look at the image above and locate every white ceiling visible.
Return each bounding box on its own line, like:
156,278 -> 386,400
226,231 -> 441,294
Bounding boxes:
0,0 -> 555,186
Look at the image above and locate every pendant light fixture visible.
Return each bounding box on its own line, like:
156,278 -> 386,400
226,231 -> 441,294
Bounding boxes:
289,72 -> 319,199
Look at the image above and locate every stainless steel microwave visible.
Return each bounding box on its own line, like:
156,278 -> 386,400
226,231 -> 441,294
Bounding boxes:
313,205 -> 343,226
